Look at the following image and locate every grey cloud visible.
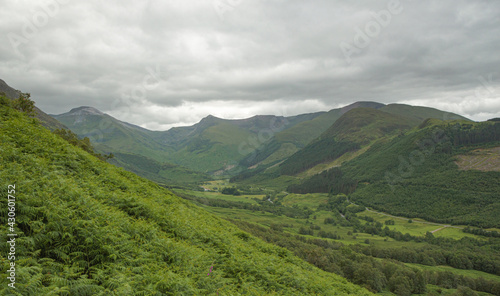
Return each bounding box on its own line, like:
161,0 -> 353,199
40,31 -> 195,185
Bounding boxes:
1,0 -> 499,130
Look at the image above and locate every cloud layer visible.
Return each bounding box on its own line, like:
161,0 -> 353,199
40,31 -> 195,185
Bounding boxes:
1,0 -> 499,130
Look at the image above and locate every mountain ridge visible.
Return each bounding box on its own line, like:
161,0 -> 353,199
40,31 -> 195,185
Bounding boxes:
51,100 -> 472,179
1,79 -> 67,130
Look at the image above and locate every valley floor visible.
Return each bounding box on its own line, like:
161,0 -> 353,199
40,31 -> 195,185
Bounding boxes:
174,184 -> 500,296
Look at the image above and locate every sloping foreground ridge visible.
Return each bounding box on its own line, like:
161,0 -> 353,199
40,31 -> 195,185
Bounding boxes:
0,101 -> 372,295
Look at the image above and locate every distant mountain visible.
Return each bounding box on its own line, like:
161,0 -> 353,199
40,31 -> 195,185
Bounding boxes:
279,108 -> 413,176
158,113 -> 326,173
53,107 -> 209,185
52,106 -> 166,158
238,102 -> 386,169
53,107 -> 323,173
0,79 -> 67,130
233,102 -> 469,182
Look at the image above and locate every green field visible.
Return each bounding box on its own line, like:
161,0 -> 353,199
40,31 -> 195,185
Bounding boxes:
424,285 -> 493,296
359,209 -> 482,240
406,263 -> 500,282
183,186 -> 491,248
192,190 -> 431,248
175,188 -> 263,204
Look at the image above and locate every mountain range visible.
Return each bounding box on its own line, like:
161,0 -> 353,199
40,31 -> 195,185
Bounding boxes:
2,79 -> 500,294
50,100 -> 469,181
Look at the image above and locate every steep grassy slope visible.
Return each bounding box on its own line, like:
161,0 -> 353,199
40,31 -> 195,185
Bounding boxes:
345,120 -> 500,228
275,102 -> 385,146
292,119 -> 500,227
241,102 -> 386,169
279,108 -> 413,176
239,102 -> 467,173
320,108 -> 412,144
109,152 -> 210,186
0,102 -> 372,295
53,107 -> 171,162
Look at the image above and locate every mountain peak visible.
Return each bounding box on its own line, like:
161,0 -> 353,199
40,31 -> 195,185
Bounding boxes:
203,114 -> 218,120
199,114 -> 222,123
340,101 -> 385,113
68,106 -> 104,116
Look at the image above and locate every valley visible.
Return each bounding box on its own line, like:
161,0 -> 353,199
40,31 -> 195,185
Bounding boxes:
173,182 -> 500,295
50,96 -> 500,295
1,80 -> 499,295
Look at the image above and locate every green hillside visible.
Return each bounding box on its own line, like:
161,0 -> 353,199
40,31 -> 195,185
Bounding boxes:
166,120 -> 256,173
0,98 -> 372,295
53,109 -> 319,175
380,104 -> 470,124
241,102 -> 386,169
53,107 -> 171,162
52,101 -> 469,181
279,108 -> 413,176
153,113 -> 326,173
290,119 -> 500,227
109,152 -> 210,186
346,120 -> 500,228
320,108 -> 412,144
237,102 -> 467,173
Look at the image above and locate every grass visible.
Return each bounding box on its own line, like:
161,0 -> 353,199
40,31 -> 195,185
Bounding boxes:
187,187 -> 492,252
260,143 -> 299,165
187,188 -> 485,248
359,210 -> 483,240
174,188 -> 262,205
424,285 -> 492,296
190,185 -> 487,246
406,263 -> 500,282
281,193 -> 329,208
196,197 -> 426,249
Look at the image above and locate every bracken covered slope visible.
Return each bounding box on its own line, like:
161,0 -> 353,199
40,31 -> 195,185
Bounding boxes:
0,101 -> 372,295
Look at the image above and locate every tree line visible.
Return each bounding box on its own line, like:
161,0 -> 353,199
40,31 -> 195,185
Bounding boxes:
230,219 -> 500,295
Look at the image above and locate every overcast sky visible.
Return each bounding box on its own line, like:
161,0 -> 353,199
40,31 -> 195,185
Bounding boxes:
1,0 -> 499,130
